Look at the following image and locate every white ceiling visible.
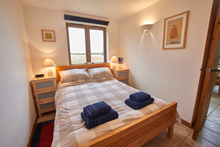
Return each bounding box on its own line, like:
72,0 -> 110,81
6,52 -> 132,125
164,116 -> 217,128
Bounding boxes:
21,0 -> 159,21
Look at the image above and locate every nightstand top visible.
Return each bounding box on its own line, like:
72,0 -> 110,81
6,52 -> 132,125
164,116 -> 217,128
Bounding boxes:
111,68 -> 129,71
32,76 -> 56,81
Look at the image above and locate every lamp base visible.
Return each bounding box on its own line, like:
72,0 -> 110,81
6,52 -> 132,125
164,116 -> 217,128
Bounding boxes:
111,63 -> 117,69
112,64 -> 116,69
47,67 -> 53,77
118,64 -> 123,69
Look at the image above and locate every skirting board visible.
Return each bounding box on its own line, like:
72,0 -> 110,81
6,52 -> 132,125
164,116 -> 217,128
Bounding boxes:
26,115 -> 38,147
181,119 -> 192,128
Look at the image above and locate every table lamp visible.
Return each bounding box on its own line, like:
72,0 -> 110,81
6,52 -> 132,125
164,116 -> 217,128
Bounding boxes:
110,56 -> 118,69
43,59 -> 56,77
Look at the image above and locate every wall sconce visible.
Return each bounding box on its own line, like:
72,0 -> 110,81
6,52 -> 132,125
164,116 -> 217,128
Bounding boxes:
140,24 -> 153,33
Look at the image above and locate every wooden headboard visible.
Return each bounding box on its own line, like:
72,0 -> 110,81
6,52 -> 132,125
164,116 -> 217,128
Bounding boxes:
56,63 -> 110,83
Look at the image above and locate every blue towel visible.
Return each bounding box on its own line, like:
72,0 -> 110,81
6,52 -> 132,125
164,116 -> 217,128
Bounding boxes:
83,101 -> 111,119
130,92 -> 151,102
81,109 -> 118,129
125,97 -> 154,110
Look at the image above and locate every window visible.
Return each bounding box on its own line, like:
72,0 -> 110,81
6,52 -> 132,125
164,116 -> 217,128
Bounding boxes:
66,23 -> 107,64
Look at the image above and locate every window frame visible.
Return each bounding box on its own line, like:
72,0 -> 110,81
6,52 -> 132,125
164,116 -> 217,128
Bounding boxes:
66,23 -> 107,65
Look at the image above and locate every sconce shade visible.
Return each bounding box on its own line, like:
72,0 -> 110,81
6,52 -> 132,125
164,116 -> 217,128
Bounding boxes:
140,24 -> 153,32
110,56 -> 118,63
43,59 -> 56,67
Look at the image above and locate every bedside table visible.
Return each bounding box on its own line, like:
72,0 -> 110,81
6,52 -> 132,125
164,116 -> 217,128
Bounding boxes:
31,76 -> 57,117
111,69 -> 129,85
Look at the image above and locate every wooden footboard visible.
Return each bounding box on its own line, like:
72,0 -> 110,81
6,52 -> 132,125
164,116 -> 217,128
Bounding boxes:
80,102 -> 177,147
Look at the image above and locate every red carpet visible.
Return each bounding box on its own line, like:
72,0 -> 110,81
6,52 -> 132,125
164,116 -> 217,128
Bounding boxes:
30,119 -> 54,147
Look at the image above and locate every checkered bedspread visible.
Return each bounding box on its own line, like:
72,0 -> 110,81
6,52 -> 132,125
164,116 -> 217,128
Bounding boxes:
52,77 -> 168,147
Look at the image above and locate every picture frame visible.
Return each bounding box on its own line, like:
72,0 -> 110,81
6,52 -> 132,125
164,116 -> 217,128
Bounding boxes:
118,57 -> 123,64
163,11 -> 189,49
41,30 -> 56,42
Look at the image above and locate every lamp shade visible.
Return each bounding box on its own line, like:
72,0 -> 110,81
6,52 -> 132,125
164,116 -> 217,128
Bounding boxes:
43,59 -> 56,67
140,24 -> 153,32
110,56 -> 118,63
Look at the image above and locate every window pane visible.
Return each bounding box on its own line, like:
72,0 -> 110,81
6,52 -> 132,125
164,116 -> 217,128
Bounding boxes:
68,27 -> 86,64
89,29 -> 104,63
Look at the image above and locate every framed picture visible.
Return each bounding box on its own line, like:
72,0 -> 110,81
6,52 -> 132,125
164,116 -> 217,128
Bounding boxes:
118,57 -> 123,64
163,11 -> 189,49
41,30 -> 56,42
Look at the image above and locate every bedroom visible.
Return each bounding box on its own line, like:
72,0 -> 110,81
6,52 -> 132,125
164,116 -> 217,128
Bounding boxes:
0,0 -> 219,146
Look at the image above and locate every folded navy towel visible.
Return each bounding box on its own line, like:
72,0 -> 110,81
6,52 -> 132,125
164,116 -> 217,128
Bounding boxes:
83,101 -> 111,119
130,92 -> 151,102
125,97 -> 154,110
81,109 -> 118,129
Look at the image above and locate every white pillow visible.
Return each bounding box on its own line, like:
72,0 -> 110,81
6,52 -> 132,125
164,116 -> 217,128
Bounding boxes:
59,68 -> 90,83
88,67 -> 113,80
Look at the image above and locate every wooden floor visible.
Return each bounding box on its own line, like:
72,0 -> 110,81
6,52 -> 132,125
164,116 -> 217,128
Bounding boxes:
37,95 -> 220,147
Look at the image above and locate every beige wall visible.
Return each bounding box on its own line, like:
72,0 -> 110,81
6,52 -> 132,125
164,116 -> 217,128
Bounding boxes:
22,4 -> 120,75
120,0 -> 212,122
0,0 -> 36,146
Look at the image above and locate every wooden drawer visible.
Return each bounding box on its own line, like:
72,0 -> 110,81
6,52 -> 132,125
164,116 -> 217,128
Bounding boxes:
37,100 -> 56,116
32,78 -> 57,92
34,88 -> 56,103
112,69 -> 129,78
118,71 -> 128,78
39,101 -> 55,111
118,78 -> 128,84
112,69 -> 129,85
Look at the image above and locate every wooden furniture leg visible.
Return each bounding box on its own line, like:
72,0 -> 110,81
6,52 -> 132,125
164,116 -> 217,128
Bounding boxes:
167,101 -> 176,138
167,124 -> 174,138
218,85 -> 220,94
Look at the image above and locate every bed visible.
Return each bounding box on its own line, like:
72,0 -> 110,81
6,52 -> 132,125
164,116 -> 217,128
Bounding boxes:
52,63 -> 177,147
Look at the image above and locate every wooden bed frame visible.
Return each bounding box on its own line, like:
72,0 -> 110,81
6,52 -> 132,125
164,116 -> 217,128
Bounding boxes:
55,63 -> 177,147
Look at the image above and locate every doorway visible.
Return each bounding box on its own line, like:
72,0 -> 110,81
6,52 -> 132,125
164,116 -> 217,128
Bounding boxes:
194,64 -> 220,145
193,0 -> 220,142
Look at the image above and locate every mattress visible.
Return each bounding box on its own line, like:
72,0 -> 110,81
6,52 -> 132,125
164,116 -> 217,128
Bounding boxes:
52,77 -> 168,147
